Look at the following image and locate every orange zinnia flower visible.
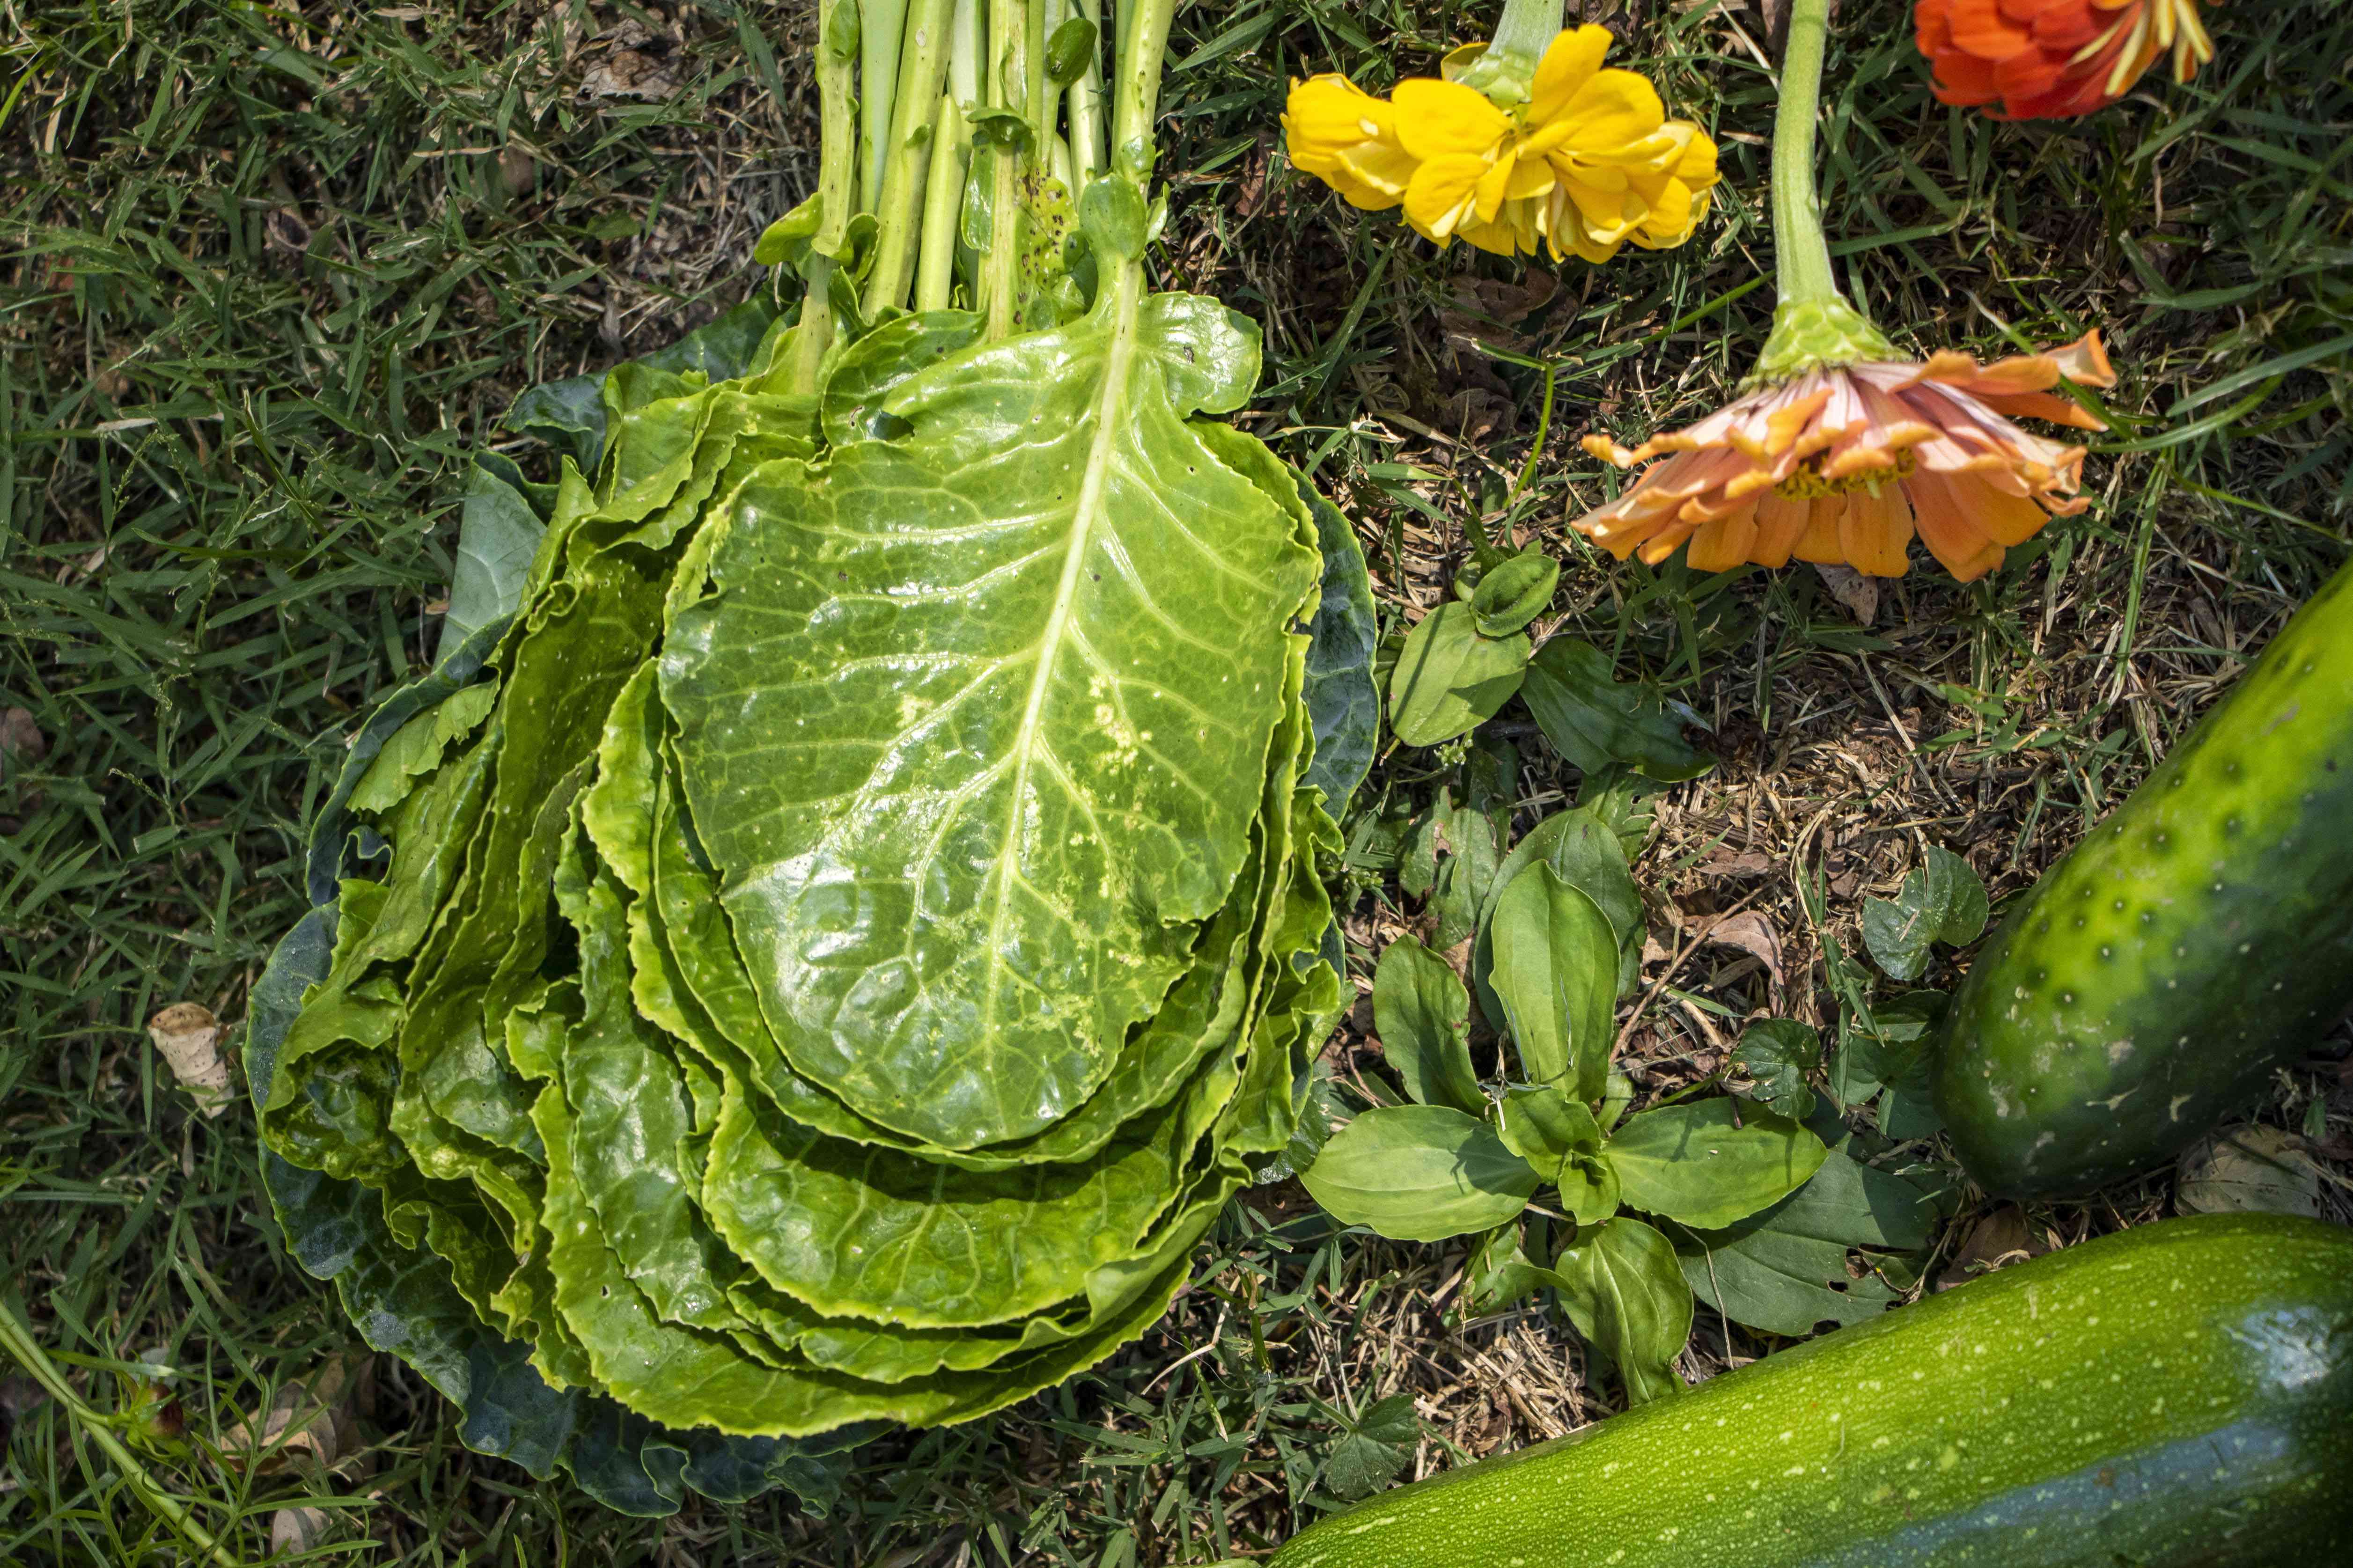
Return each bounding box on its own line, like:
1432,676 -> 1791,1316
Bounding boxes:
1915,0 -> 2216,120
1571,333 -> 2116,582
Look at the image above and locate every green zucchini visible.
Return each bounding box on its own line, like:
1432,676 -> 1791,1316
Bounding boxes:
1934,561 -> 2353,1196
1268,1214 -> 2353,1568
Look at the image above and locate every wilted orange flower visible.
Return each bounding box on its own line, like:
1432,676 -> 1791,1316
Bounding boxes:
1571,332 -> 2116,582
1915,0 -> 2215,120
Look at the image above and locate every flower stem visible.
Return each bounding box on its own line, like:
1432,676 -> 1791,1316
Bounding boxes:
1752,0 -> 1893,381
1458,0 -> 1562,104
1769,0 -> 1838,308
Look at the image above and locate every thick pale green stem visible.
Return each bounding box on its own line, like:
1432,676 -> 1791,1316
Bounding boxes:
982,154 -> 1022,337
979,0 -> 1034,337
1751,0 -> 1894,382
786,266 -> 837,393
792,0 -> 860,388
947,0 -> 980,104
866,0 -> 959,314
916,93 -> 970,310
860,0 -> 911,211
1024,0 -> 1048,153
1110,0 -> 1176,173
1066,0 -> 1106,184
816,0 -> 859,257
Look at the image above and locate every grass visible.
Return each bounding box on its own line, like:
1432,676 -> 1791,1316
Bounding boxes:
2,0 -> 2347,1562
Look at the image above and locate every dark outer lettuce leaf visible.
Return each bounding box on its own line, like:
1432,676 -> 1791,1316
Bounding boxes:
306,617 -> 507,908
1293,475 -> 1377,814
245,914 -> 864,1515
443,303 -> 796,668
505,297 -> 784,475
441,464 -> 545,662
659,288 -> 1320,1151
388,546 -> 668,1284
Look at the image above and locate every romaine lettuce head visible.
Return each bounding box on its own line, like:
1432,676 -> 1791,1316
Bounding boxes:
250,294 -> 1372,1514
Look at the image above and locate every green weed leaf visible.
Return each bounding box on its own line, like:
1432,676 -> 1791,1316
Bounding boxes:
1487,865 -> 1618,1099
1860,845 -> 1987,981
1673,1151 -> 1953,1335
1464,1222 -> 1561,1315
1468,549 -> 1559,637
1322,1393 -> 1420,1501
1388,603 -> 1529,748
1607,1099 -> 1829,1230
1372,936 -> 1483,1114
1301,1106 -> 1542,1242
1729,1019 -> 1820,1121
1552,1218 -> 1691,1405
1521,638 -> 1712,782
1474,806 -> 1644,1026
1497,1087 -> 1617,1224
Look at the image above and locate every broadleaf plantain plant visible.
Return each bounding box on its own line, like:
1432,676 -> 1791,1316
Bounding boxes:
246,0 -> 1377,1515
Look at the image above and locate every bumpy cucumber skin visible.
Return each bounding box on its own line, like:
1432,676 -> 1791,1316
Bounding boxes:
1932,563 -> 2353,1196
1269,1215 -> 2353,1568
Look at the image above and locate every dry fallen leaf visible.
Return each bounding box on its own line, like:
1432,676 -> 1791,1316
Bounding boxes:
1815,563 -> 1878,625
271,1505 -> 332,1557
1702,848 -> 1776,879
1935,1203 -> 2049,1291
229,1353 -> 375,1473
579,23 -> 679,102
498,144 -> 537,198
2177,1125 -> 2321,1218
1702,909 -> 1784,988
265,208 -> 313,255
0,706 -> 44,770
147,1001 -> 233,1117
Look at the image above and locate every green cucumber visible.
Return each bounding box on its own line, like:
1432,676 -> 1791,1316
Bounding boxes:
1934,561 -> 2353,1196
1270,1214 -> 2353,1568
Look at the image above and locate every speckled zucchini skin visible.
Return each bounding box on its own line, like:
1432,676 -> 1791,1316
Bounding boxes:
1268,1215 -> 2353,1568
1934,562 -> 2353,1197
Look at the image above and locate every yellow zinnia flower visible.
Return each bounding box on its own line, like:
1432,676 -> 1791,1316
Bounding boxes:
1281,25 -> 1716,264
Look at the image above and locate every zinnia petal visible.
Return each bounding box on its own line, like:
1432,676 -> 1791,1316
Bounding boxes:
1404,153 -> 1493,240
1548,70 -> 1669,153
1527,25 -> 1615,124
1393,78 -> 1514,161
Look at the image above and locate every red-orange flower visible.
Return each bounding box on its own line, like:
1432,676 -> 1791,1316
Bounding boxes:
1570,333 -> 2116,582
1915,0 -> 2215,120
